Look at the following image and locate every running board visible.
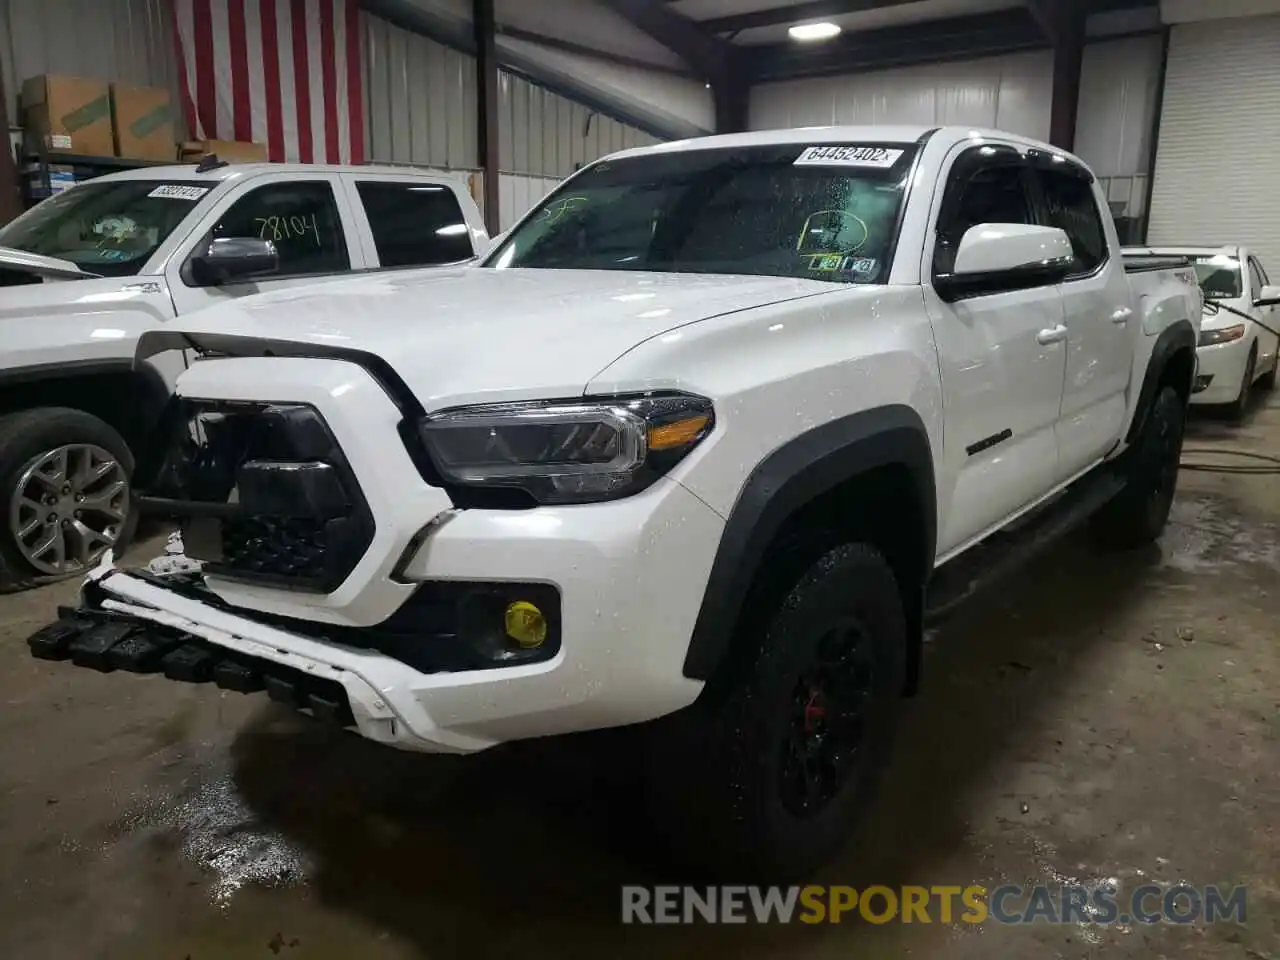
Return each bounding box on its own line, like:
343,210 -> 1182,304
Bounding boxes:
924,469 -> 1126,626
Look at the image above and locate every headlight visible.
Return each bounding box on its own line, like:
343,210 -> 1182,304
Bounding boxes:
1199,323 -> 1245,346
418,393 -> 714,504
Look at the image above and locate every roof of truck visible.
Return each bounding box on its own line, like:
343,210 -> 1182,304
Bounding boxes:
605,125 -> 1081,163
90,162 -> 467,184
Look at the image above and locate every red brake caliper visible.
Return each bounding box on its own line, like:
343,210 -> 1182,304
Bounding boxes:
803,688 -> 826,734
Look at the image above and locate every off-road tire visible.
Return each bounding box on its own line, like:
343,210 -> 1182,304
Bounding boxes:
0,408 -> 137,593
1092,386 -> 1185,549
645,543 -> 907,880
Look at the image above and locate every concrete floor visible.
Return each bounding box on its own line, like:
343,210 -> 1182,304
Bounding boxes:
2,396 -> 1278,960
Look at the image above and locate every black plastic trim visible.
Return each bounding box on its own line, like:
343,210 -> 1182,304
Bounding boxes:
1125,318 -> 1196,445
682,405 -> 936,681
1122,255 -> 1192,274
966,428 -> 1012,457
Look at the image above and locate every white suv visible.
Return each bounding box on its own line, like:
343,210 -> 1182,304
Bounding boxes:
30,126 -> 1202,877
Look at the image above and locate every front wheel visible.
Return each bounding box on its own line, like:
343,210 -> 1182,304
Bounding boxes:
645,543 -> 906,879
1092,385 -> 1185,549
1225,346 -> 1257,421
1259,346 -> 1278,390
0,408 -> 136,592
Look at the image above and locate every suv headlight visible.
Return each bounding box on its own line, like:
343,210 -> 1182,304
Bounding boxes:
418,393 -> 714,504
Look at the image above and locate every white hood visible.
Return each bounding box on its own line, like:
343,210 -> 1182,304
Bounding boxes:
0,245 -> 92,281
172,267 -> 837,407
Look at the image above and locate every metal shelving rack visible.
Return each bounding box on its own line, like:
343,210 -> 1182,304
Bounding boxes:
20,148 -> 174,207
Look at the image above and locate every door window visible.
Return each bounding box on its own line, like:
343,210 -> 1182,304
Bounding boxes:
206,181 -> 349,278
355,181 -> 474,267
934,154 -> 1034,276
1036,168 -> 1107,277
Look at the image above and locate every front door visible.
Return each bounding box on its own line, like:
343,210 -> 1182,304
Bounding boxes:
166,173 -> 362,317
923,143 -> 1069,558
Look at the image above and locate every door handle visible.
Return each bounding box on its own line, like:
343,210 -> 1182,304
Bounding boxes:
1036,324 -> 1068,345
1111,307 -> 1134,324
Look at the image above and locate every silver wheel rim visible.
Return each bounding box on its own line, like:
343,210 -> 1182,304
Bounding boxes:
8,443 -> 129,575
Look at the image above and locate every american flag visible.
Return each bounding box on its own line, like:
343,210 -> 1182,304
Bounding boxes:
172,0 -> 365,164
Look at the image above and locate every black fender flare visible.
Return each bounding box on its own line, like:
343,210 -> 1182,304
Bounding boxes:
1125,319 -> 1197,445
682,404 -> 936,680
0,359 -> 171,442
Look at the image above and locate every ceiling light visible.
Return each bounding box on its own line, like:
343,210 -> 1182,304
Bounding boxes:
789,21 -> 841,41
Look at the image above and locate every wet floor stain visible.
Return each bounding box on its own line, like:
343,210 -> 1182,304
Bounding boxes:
116,762 -> 314,907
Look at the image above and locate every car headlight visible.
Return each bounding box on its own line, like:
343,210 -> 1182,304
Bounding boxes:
1199,323 -> 1246,346
418,393 -> 714,504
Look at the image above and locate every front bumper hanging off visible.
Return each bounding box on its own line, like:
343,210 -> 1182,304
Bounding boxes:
26,552 -> 498,754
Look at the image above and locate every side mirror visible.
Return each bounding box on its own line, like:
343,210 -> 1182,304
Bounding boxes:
935,224 -> 1074,302
1254,284 -> 1280,308
189,237 -> 279,287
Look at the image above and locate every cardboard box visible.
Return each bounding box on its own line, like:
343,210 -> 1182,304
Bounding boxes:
110,84 -> 176,161
21,75 -> 114,156
179,139 -> 268,164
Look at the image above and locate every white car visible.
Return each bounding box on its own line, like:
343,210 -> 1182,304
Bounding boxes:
1126,245 -> 1280,418
0,161 -> 488,589
31,126 -> 1202,877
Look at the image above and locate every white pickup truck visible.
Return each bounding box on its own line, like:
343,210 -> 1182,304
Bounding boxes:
0,161 -> 488,589
30,126 -> 1202,877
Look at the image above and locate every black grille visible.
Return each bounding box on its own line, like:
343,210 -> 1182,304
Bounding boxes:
222,516 -> 329,581
137,399 -> 375,592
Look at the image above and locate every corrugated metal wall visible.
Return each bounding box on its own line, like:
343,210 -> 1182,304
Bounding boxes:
362,11 -> 660,229
1,0 -> 179,123
749,36 -> 1163,230
750,51 -> 1057,139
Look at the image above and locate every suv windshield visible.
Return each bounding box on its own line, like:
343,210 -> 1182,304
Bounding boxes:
485,143 -> 917,284
1193,255 -> 1243,299
0,180 -> 207,277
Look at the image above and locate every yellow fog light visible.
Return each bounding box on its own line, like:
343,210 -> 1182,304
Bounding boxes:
504,600 -> 547,648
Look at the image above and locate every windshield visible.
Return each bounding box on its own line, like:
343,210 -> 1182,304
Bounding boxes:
1193,255 -> 1243,299
0,180 -> 207,277
485,143 -> 916,284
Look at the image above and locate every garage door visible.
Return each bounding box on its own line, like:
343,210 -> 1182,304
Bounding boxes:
1147,13 -> 1280,270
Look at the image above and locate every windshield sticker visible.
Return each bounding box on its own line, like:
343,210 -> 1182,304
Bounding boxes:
794,146 -> 904,169
807,254 -> 878,277
147,184 -> 210,201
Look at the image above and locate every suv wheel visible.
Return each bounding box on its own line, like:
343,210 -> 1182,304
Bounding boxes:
1092,385 -> 1185,549
0,409 -> 136,592
646,542 -> 906,879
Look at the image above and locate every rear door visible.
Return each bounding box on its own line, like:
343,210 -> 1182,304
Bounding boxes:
1031,157 -> 1134,478
923,142 -> 1069,557
340,174 -> 481,270
166,172 -> 362,316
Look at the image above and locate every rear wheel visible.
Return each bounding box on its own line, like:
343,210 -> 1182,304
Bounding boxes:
0,409 -> 136,592
1092,385 -> 1185,549
645,542 -> 906,879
